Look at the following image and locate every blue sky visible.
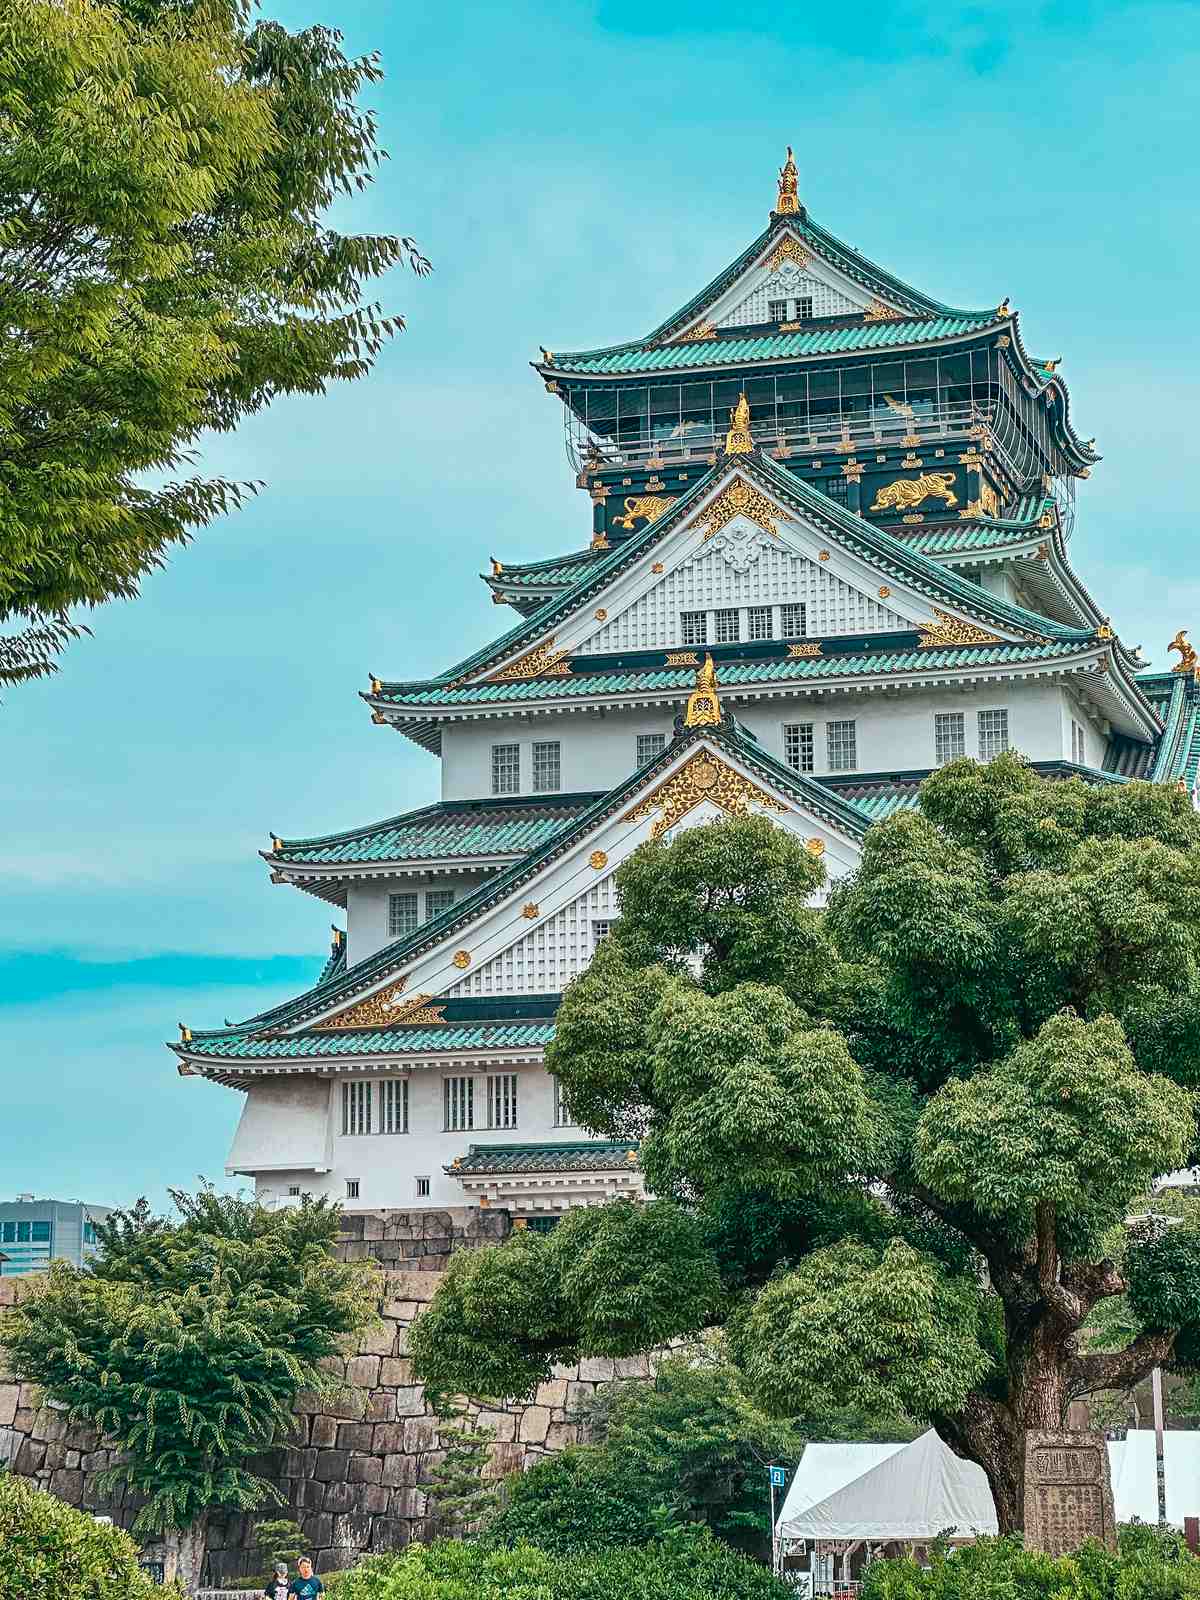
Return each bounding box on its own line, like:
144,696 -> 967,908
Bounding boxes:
2,0 -> 1198,1209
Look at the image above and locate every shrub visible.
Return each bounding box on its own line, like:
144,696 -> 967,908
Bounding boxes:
860,1532 -> 1200,1600
0,1471 -> 159,1600
483,1446 -> 665,1554
332,1536 -> 790,1599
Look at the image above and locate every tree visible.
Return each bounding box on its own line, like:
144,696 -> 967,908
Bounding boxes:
0,1189 -> 379,1594
0,1466 -> 160,1600
254,1517 -> 307,1573
424,1404 -> 497,1535
409,756 -> 1200,1536
0,0 -> 428,684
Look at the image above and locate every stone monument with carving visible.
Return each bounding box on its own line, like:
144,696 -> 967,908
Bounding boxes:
1024,1431 -> 1117,1555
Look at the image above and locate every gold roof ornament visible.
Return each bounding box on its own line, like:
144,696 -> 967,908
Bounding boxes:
370,674 -> 381,694
490,556 -> 504,575
996,297 -> 1011,318
684,654 -> 723,728
724,392 -> 753,455
1045,357 -> 1062,372
178,1022 -> 191,1043
331,926 -> 344,946
271,834 -> 282,852
776,145 -> 800,214
1168,629 -> 1199,676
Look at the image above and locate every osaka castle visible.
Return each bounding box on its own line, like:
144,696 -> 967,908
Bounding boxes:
171,150 -> 1200,1221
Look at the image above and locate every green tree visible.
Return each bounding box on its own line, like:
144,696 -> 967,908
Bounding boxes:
0,1470 -> 160,1600
0,1189 -> 379,1594
409,756 -> 1200,1536
424,1405 -> 497,1535
254,1517 -> 306,1573
0,0 -> 428,684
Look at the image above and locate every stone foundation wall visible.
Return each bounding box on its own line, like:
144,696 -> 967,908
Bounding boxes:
0,1210 -> 652,1586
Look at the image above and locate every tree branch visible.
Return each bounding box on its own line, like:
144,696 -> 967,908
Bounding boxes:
1066,1329 -> 1177,1399
1035,1201 -> 1083,1326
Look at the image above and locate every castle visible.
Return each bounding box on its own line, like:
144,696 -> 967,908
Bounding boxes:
171,150 -> 1200,1219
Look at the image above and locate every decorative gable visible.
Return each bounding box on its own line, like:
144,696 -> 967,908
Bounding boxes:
689,230 -> 901,335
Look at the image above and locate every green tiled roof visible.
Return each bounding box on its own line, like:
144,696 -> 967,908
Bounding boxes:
488,549 -> 601,589
547,315 -> 994,377
316,938 -> 347,985
902,496 -> 1054,556
273,796 -> 601,867
183,1021 -> 558,1060
449,1142 -> 636,1175
378,639 -> 1097,710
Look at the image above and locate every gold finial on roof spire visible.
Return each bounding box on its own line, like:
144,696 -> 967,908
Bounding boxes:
776,145 -> 799,214
684,654 -> 723,727
724,391 -> 753,455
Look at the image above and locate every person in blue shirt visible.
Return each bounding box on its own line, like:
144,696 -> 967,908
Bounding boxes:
289,1556 -> 324,1598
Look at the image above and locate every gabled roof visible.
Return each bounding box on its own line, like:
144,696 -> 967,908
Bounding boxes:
173,713 -> 871,1062
370,454 -> 1089,709
448,1142 -> 636,1175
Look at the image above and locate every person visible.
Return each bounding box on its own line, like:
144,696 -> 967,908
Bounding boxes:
264,1562 -> 289,1600
289,1556 -> 324,1599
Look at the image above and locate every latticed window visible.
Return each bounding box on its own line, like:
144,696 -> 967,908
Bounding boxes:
827,719 -> 857,772
824,476 -> 848,502
680,610 -> 707,646
532,740 -> 561,793
592,919 -> 612,946
425,888 -> 454,920
780,602 -> 807,638
488,1073 -> 518,1130
714,607 -> 740,644
491,743 -> 520,795
416,1177 -> 430,1198
747,606 -> 773,640
1071,720 -> 1087,765
934,712 -> 965,765
345,1180 -> 359,1200
342,1081 -> 371,1136
768,298 -> 788,321
388,892 -> 418,938
554,1077 -> 577,1128
378,1078 -> 408,1135
444,1075 -> 474,1131
796,295 -> 813,320
978,709 -> 1009,760
784,723 -> 815,773
636,732 -> 666,766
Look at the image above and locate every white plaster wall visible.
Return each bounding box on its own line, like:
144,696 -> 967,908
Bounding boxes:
247,1064 -> 595,1210
227,1077 -> 333,1175
439,680 -> 1081,801
347,873 -> 491,966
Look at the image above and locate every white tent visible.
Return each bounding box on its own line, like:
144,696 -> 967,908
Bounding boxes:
779,1430 -> 998,1544
778,1441 -> 908,1531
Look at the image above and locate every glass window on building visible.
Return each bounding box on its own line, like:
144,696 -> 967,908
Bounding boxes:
780,602 -> 807,639
416,1177 -> 431,1198
824,476 -> 848,501
31,1221 -> 50,1242
636,732 -> 666,766
378,1078 -> 408,1135
827,719 -> 858,772
444,1075 -> 474,1131
935,712 -> 965,766
488,1073 -> 518,1130
784,723 -> 815,774
425,888 -> 455,920
532,740 -> 561,793
1071,719 -> 1087,765
768,298 -> 788,322
713,607 -> 740,644
978,708 -> 1009,760
388,892 -> 418,937
346,1180 -> 359,1200
554,1077 -> 577,1128
747,606 -> 773,640
795,295 -> 813,320
680,610 -> 707,647
491,742 -> 520,795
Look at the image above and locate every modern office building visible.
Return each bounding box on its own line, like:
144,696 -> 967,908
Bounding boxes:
0,1196 -> 112,1275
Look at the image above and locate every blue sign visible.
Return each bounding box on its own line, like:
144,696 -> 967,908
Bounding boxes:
770,1466 -> 788,1488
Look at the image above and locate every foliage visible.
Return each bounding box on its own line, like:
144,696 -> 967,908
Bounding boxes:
410,759 -> 1200,1531
0,0 -> 429,683
254,1517 -> 307,1570
329,1536 -> 791,1600
0,1189 -> 379,1546
424,1405 -> 498,1534
0,1470 -> 160,1600
861,1531 -> 1200,1600
483,1446 -> 666,1554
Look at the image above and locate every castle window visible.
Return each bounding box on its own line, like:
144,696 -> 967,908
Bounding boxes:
425,888 -> 455,920
978,708 -> 1009,760
748,606 -> 773,640
680,610 -> 707,646
416,1177 -> 431,1198
935,712 -> 965,766
554,1077 -> 577,1128
388,892 -> 418,937
824,476 -> 848,502
768,298 -> 788,321
491,742 -> 520,795
796,296 -> 813,320
533,740 -> 561,793
342,1081 -> 372,1136
784,723 -> 815,774
288,1186 -> 300,1197
714,607 -> 741,644
592,919 -> 613,945
488,1073 -> 518,1130
780,602 -> 807,639
1071,719 -> 1087,765
378,1078 -> 408,1135
636,732 -> 666,766
444,1075 -> 474,1131
345,1180 -> 359,1200
827,719 -> 858,772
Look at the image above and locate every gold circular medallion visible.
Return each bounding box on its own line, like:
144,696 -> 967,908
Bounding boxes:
879,585 -> 891,598
818,550 -> 830,562
589,850 -> 608,870
452,950 -> 471,969
692,760 -> 719,792
595,608 -> 608,621
806,837 -> 826,857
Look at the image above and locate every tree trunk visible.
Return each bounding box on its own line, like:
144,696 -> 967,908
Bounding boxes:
164,1514 -> 209,1598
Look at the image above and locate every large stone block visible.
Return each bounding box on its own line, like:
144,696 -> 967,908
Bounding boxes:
357,1322 -> 396,1357
324,1481 -> 358,1515
403,1417 -> 438,1454
348,1454 -> 383,1484
331,1511 -> 376,1550
0,1386 -> 17,1427
336,1422 -> 375,1454
365,1389 -> 395,1424
476,1409 -> 516,1443
370,1516 -> 412,1552
314,1449 -> 350,1483
578,1357 -> 617,1382
394,1386 -> 426,1417
545,1422 -> 581,1451
485,1441 -> 525,1481
535,1379 -> 568,1409
15,1438 -> 46,1474
415,1450 -> 446,1486
371,1422 -> 407,1455
388,1487 -> 426,1519
518,1407 -> 552,1445
358,1484 -> 391,1516
379,1357 -> 413,1387
347,1355 -> 381,1389
381,1452 -> 416,1488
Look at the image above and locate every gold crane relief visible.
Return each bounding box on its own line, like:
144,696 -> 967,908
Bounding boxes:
869,472 -> 958,513
611,495 -> 677,531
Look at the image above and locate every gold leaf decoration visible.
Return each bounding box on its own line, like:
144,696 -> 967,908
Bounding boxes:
766,234 -> 811,273
521,902 -> 539,919
695,477 -> 780,543
670,319 -> 717,343
487,637 -> 572,682
869,472 -> 958,513
385,994 -> 448,1026
806,838 -> 826,856
864,299 -> 902,322
787,642 -> 823,658
917,609 -> 1003,650
683,655 -> 722,727
666,650 -> 699,666
452,950 -> 471,969
623,750 -> 788,840
314,978 -> 409,1032
589,850 -> 609,870
611,495 -> 677,531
